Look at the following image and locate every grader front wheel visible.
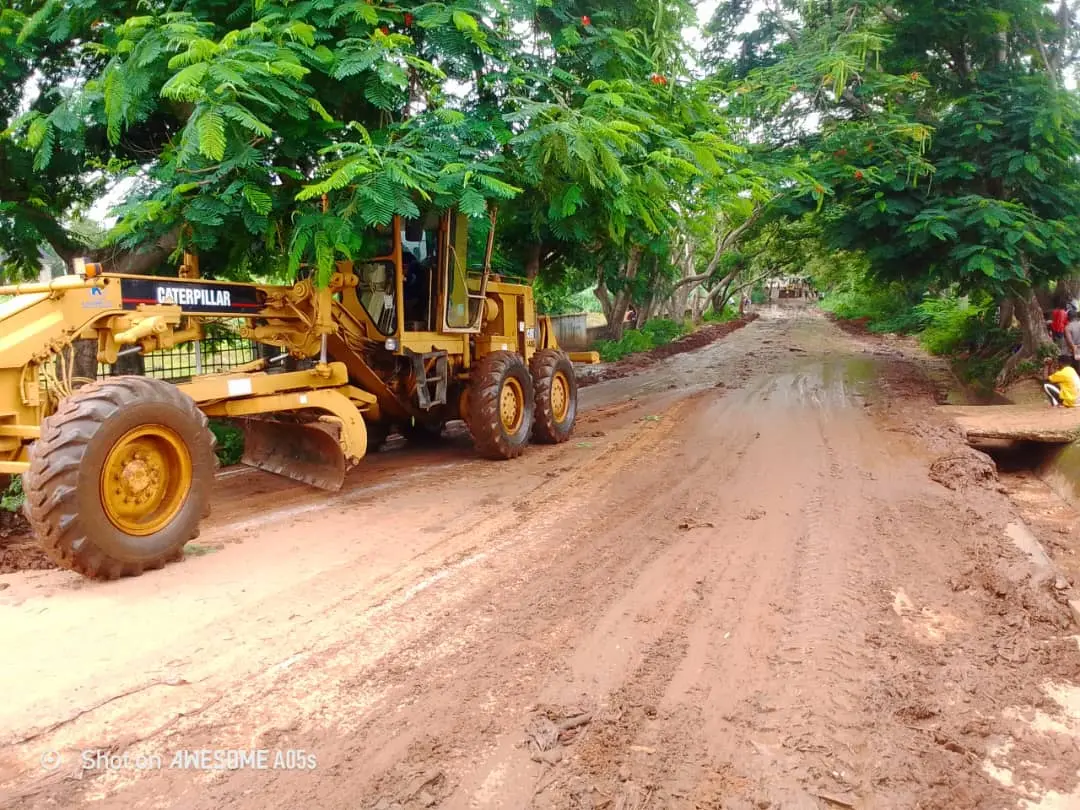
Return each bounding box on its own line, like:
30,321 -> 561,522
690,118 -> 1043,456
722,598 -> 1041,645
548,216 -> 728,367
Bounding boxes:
468,351 -> 535,459
24,377 -> 216,579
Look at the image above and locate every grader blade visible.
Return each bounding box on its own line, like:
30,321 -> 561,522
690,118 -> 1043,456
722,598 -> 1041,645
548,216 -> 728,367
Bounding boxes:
238,418 -> 346,491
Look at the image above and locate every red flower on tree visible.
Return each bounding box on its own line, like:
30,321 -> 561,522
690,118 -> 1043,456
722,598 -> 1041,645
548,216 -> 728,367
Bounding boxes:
379,25 -> 389,34
650,73 -> 668,86
582,15 -> 591,25
404,12 -> 414,25
854,170 -> 864,180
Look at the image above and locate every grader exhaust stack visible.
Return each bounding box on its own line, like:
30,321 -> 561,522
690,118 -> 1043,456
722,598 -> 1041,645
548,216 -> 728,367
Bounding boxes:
238,417 -> 347,491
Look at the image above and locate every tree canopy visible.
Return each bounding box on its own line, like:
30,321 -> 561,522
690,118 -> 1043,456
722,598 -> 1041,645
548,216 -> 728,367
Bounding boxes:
4,0 -> 1080,366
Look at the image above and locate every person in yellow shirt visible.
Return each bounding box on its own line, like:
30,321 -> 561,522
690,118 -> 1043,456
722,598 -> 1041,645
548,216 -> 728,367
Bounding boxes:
1045,354 -> 1080,407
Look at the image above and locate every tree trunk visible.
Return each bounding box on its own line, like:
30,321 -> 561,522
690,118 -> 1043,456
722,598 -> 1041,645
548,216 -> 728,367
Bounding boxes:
593,247 -> 643,341
997,297 -> 1015,330
524,242 -> 542,281
59,339 -> 99,393
996,291 -> 1056,386
1056,276 -> 1080,307
638,289 -> 657,327
691,291 -> 706,322
1035,285 -> 1054,312
50,228 -> 182,276
111,351 -> 146,376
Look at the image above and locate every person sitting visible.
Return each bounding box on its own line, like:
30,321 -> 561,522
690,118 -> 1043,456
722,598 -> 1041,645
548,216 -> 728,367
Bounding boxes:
1044,354 -> 1080,408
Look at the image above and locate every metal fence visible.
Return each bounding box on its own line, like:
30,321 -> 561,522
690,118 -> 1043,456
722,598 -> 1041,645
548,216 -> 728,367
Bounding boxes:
96,320 -> 258,383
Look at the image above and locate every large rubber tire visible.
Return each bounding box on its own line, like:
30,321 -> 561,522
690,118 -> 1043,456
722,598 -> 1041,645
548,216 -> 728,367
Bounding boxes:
468,351 -> 535,460
23,377 -> 216,580
530,349 -> 578,444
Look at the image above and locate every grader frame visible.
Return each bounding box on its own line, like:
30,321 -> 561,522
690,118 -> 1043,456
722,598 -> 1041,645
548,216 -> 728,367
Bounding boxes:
0,206 -> 594,579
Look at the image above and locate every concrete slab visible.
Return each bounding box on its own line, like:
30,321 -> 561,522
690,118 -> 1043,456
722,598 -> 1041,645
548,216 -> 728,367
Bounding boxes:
937,403 -> 1080,443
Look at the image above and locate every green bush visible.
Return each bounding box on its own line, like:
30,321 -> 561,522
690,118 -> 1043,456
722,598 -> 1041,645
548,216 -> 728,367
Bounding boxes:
1,475 -> 24,513
596,319 -> 686,362
209,420 -> 245,466
703,305 -> 740,323
915,295 -> 994,356
595,318 -> 689,362
820,284 -> 923,333
639,318 -> 688,345
596,330 -> 653,361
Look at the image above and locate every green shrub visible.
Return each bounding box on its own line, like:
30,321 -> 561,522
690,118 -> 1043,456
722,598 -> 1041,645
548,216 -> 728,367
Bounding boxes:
639,318 -> 688,345
594,318 -> 689,362
915,295 -> 994,356
1,475 -> 24,513
703,305 -> 740,323
596,330 -> 654,361
820,284 -> 922,333
209,420 -> 245,466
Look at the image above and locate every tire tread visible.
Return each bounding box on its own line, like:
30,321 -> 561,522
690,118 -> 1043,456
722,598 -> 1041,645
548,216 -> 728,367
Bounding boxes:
24,376 -> 214,580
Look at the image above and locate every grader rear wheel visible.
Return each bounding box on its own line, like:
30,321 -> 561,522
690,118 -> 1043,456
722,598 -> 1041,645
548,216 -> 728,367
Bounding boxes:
23,376 -> 216,579
530,349 -> 578,444
468,351 -> 535,459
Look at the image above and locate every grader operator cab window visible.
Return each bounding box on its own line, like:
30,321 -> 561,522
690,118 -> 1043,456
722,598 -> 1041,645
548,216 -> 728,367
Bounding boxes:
441,210 -> 488,332
403,214 -> 439,331
355,223 -> 398,336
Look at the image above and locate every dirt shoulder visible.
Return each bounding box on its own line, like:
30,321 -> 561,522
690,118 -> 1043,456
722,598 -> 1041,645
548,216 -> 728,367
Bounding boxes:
2,305 -> 1079,810
578,314 -> 759,388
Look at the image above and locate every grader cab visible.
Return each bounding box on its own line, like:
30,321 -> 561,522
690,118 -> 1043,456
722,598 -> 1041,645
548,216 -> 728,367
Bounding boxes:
0,206 -> 593,579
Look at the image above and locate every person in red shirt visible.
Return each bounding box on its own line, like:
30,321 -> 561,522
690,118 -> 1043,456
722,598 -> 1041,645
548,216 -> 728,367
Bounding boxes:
1052,307 -> 1069,348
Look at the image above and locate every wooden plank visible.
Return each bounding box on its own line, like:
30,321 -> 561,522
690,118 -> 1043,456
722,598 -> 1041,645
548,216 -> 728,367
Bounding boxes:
936,404 -> 1080,443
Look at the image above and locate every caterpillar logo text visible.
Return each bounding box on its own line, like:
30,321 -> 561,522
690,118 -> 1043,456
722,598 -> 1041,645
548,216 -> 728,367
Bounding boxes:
156,287 -> 232,308
119,278 -> 261,313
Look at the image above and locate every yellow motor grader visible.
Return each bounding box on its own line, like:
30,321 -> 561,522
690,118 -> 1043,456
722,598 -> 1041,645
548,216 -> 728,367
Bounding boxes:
0,206 -> 596,579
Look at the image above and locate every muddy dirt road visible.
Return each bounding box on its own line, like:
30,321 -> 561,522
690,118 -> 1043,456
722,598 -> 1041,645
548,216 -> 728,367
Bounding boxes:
3,305 -> 1080,809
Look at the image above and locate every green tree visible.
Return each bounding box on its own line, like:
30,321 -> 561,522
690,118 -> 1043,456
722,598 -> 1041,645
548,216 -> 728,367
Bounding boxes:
1,0 -> 755,326
725,0 -> 1080,382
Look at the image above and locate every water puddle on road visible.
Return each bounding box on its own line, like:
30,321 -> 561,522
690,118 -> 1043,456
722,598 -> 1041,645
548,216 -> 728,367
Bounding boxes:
752,356 -> 879,410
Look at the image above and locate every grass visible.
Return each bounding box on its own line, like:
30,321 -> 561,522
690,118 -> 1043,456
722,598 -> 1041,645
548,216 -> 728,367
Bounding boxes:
594,317 -> 691,362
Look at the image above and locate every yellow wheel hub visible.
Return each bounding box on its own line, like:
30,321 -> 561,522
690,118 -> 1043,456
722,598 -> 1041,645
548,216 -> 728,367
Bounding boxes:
101,425 -> 192,536
500,377 -> 525,434
551,371 -> 570,423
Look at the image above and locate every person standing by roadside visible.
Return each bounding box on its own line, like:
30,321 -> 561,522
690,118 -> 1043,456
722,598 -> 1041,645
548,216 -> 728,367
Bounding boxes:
1051,305 -> 1069,349
1065,310 -> 1080,370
